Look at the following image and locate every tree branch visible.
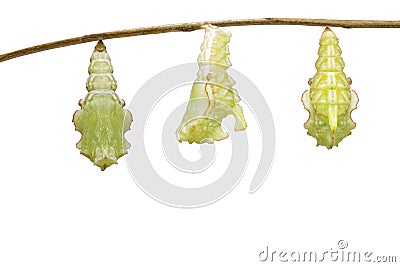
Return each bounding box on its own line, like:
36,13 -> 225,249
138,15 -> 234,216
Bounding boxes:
2,17 -> 400,63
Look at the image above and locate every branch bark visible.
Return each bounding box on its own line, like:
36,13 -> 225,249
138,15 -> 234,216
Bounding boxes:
2,18 -> 400,62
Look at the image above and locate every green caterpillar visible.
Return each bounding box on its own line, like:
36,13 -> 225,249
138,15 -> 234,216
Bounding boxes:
176,24 -> 247,144
73,41 -> 133,170
302,27 -> 358,149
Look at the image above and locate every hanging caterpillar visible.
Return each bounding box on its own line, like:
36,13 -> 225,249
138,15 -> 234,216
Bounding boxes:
73,40 -> 133,170
302,27 -> 358,149
176,24 -> 247,144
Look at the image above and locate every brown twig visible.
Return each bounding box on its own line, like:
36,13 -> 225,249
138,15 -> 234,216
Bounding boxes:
2,18 -> 400,63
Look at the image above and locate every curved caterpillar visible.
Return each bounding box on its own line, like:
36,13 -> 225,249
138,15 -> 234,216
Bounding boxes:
73,40 -> 133,170
302,27 -> 358,149
176,24 -> 247,144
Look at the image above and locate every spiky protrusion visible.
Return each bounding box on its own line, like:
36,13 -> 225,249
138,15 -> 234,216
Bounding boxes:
73,40 -> 133,170
302,27 -> 358,149
176,25 -> 247,144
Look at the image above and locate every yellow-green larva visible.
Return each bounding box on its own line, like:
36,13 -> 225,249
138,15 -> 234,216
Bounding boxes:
73,40 -> 133,170
302,27 -> 358,149
176,24 -> 247,144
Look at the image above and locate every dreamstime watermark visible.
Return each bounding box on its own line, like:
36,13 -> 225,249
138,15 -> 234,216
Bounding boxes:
125,63 -> 275,208
259,240 -> 397,263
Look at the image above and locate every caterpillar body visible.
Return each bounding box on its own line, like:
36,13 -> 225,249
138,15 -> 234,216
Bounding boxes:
176,24 -> 247,144
302,27 -> 358,149
73,41 -> 133,170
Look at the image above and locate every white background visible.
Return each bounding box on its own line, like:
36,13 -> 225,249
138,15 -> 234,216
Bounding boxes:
0,0 -> 399,266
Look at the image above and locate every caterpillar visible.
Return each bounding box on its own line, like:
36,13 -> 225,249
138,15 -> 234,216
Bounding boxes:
73,40 -> 133,170
302,27 -> 358,149
176,24 -> 247,144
